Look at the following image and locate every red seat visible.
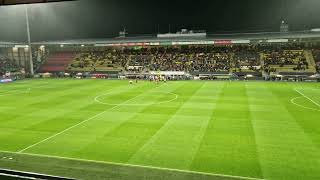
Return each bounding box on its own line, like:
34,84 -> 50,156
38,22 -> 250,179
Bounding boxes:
39,52 -> 76,72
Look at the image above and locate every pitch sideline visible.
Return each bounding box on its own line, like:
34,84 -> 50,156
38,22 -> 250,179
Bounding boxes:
0,150 -> 265,180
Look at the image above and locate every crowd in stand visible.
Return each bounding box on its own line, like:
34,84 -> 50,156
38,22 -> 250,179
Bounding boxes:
68,46 -> 233,73
262,49 -> 309,72
0,55 -> 20,76
312,49 -> 320,72
233,46 -> 261,72
69,50 -> 128,71
149,46 -> 232,72
69,46 -> 234,73
3,44 -> 318,76
65,45 -> 317,74
32,48 -> 49,71
125,48 -> 154,73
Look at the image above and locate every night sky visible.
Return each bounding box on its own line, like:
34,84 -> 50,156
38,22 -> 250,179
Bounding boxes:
0,0 -> 320,42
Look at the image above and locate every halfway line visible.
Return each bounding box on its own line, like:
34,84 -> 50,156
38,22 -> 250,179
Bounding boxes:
17,85 -> 159,153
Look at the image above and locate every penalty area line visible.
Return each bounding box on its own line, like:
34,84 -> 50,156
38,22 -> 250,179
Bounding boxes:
294,89 -> 320,108
0,150 -> 265,180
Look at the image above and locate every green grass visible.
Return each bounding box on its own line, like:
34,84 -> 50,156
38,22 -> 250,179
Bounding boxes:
0,79 -> 320,180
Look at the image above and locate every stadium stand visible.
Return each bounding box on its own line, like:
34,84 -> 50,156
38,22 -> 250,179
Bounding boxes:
262,49 -> 315,74
188,46 -> 231,73
37,45 -> 319,77
69,46 -> 307,73
32,48 -> 49,72
232,46 -> 261,73
39,52 -> 75,72
4,43 -> 319,80
68,50 -> 127,73
149,46 -> 190,71
0,55 -> 20,75
67,46 -> 233,73
312,49 -> 320,72
125,47 -> 153,73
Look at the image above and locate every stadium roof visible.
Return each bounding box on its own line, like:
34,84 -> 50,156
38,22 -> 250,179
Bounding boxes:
1,31 -> 320,46
0,41 -> 23,46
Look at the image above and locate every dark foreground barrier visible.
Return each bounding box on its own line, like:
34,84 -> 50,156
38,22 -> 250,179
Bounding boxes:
0,168 -> 75,180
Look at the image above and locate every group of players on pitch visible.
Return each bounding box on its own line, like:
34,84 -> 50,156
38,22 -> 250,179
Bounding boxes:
129,75 -> 167,84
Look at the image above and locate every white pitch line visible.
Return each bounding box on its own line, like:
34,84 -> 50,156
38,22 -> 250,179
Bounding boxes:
291,96 -> 320,112
0,173 -> 37,180
94,91 -> 178,106
0,88 -> 31,97
0,150 -> 265,180
294,89 -> 320,108
18,83 -> 169,153
17,88 -> 153,153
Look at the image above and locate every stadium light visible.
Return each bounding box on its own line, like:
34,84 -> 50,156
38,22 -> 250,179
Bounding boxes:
6,1 -> 77,76
60,44 -> 64,47
81,44 -> 85,47
25,5 -> 34,75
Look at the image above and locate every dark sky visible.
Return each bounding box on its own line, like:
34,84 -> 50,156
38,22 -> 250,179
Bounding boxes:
0,0 -> 320,42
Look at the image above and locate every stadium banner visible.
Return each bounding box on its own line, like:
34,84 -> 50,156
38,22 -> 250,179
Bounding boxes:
267,39 -> 289,43
142,42 -> 151,46
14,45 -> 29,48
172,41 -> 215,45
0,44 -> 14,48
214,40 -> 232,45
95,42 -> 155,47
231,40 -> 250,44
94,44 -> 113,47
149,42 -> 160,46
160,42 -> 172,46
157,33 -> 206,38
172,42 -> 193,45
0,79 -> 13,83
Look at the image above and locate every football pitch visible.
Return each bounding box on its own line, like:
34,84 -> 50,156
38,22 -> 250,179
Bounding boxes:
0,79 -> 319,180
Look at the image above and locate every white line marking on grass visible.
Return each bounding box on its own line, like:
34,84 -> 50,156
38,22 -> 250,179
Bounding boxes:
94,91 -> 178,106
294,88 -> 320,107
0,90 -> 19,96
18,84 -> 169,153
291,96 -> 320,112
0,150 -> 265,180
0,173 -> 37,180
0,88 -> 31,97
17,91 -> 151,153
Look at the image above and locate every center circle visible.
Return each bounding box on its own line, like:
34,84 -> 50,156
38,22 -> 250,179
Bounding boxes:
95,91 -> 178,106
